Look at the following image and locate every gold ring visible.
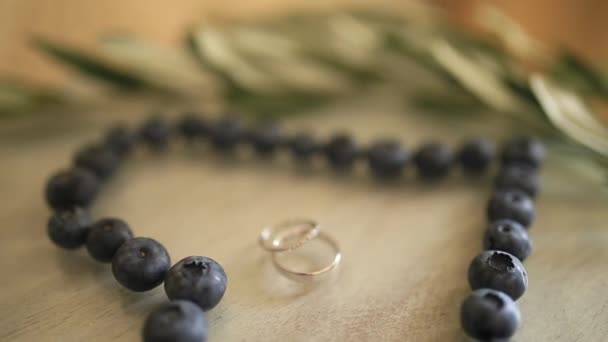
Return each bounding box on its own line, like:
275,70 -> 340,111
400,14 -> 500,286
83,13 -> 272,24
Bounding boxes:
270,231 -> 342,282
258,219 -> 320,252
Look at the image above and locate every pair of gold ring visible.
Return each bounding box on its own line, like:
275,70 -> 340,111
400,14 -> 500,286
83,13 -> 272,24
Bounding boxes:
258,219 -> 342,282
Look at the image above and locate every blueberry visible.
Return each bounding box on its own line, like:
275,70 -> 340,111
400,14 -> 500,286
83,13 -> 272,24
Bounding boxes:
288,132 -> 319,160
495,165 -> 541,198
86,218 -> 134,262
210,116 -> 243,150
140,116 -> 172,150
47,207 -> 91,249
73,144 -> 120,180
247,122 -> 282,155
414,142 -> 453,179
112,237 -> 171,292
487,190 -> 535,227
324,134 -> 360,169
484,220 -> 532,261
177,113 -> 209,140
45,168 -> 100,210
461,289 -> 521,341
458,138 -> 495,174
367,139 -> 409,178
105,124 -> 137,157
143,300 -> 208,342
468,250 -> 528,300
501,135 -> 545,169
164,256 -> 227,311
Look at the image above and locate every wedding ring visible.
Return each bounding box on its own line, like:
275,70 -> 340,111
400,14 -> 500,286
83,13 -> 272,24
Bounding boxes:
258,219 -> 320,252
271,230 -> 341,282
258,219 -> 341,282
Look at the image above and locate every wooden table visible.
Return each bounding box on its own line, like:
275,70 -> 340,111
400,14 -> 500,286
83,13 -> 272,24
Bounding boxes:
0,90 -> 607,341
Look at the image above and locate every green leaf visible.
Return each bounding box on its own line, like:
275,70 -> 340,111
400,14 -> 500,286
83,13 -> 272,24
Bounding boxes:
186,29 -> 330,118
33,38 -> 145,89
530,73 -> 608,158
98,35 -> 222,98
551,52 -> 608,96
0,80 -> 65,115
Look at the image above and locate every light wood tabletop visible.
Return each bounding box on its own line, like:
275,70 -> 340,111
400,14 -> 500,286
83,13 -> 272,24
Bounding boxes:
0,89 -> 607,341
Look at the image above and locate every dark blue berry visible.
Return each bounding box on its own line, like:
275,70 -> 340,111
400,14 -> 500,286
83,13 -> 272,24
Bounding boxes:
45,168 -> 100,210
247,122 -> 282,155
210,116 -> 243,150
73,144 -> 120,180
367,139 -> 409,178
288,132 -> 319,160
143,300 -> 208,342
177,113 -> 209,140
86,218 -> 133,262
495,165 -> 540,198
324,134 -> 360,169
459,138 -> 495,174
47,207 -> 91,249
461,289 -> 521,341
414,142 -> 453,179
140,117 -> 172,150
484,220 -> 532,261
468,250 -> 528,300
487,190 -> 535,227
112,237 -> 171,292
501,135 -> 545,169
164,256 -> 227,311
105,124 -> 137,157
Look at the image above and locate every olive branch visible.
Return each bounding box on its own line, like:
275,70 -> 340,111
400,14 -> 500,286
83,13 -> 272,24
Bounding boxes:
2,7 -> 608,184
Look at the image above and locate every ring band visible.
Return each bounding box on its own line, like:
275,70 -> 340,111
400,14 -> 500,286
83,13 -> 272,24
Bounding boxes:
258,219 -> 320,252
271,231 -> 342,282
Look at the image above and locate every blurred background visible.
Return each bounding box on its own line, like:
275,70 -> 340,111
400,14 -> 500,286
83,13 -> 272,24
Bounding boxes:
1,0 -> 607,183
1,0 -> 607,86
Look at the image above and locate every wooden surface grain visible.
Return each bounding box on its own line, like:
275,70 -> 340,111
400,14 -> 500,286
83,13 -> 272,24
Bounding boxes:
0,91 -> 607,341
